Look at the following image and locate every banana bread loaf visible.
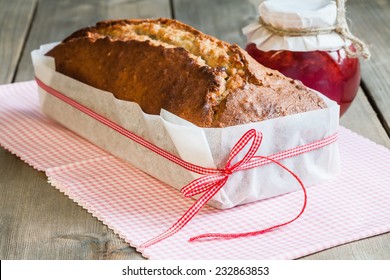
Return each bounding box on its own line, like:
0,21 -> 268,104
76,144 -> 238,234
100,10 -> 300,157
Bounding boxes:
46,18 -> 326,127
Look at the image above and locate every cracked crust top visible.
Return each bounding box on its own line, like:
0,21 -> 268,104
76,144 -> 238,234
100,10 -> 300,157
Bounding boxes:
46,18 -> 326,127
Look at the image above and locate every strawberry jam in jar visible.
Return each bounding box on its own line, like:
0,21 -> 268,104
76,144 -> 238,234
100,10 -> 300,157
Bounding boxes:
245,44 -> 360,115
243,0 -> 369,116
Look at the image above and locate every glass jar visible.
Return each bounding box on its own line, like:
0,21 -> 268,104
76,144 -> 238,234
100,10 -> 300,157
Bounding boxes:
245,44 -> 360,115
243,0 -> 369,116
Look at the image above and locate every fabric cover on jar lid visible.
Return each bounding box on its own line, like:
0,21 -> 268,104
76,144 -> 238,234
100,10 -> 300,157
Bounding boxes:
243,0 -> 370,58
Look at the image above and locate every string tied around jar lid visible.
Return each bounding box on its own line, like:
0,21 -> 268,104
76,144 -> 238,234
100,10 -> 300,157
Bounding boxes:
259,0 -> 370,59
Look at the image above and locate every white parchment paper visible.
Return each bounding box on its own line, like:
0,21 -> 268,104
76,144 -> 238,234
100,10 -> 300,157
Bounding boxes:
32,43 -> 340,209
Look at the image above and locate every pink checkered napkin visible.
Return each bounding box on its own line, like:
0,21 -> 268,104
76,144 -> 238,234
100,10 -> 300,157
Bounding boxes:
0,81 -> 389,259
0,81 -> 109,171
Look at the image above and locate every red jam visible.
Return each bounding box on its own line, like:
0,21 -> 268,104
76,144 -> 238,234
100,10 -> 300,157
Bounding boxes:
245,43 -> 360,116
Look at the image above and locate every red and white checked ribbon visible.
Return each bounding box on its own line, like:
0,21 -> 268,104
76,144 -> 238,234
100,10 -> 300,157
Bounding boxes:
36,78 -> 338,248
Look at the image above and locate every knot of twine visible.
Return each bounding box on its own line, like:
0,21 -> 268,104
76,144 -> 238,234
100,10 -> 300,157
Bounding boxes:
259,0 -> 370,59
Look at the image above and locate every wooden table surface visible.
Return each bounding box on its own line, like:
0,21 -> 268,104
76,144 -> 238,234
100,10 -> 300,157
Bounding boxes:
1,0 -> 389,260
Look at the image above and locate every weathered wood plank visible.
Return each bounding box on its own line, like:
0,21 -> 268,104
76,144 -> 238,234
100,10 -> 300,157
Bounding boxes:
172,0 -> 258,47
347,0 -> 390,135
14,0 -> 172,82
0,0 -> 36,84
1,0 -> 171,260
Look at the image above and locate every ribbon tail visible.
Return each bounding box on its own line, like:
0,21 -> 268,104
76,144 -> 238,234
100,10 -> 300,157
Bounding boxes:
189,228 -> 273,242
181,174 -> 226,197
140,177 -> 228,248
189,156 -> 307,243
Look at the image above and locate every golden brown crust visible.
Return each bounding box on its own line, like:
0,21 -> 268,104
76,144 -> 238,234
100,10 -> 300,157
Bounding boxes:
47,36 -> 218,126
46,18 -> 326,127
213,51 -> 326,126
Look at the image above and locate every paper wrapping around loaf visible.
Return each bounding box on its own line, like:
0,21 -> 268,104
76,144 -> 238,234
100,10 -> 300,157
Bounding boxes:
32,43 -> 340,209
44,18 -> 326,128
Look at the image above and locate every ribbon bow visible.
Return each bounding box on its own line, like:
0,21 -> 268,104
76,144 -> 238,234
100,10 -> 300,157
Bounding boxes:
182,128 -> 262,198
140,129 -> 307,248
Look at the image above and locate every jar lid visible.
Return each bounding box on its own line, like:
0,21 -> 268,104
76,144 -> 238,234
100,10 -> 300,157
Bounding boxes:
243,0 -> 347,52
260,0 -> 337,30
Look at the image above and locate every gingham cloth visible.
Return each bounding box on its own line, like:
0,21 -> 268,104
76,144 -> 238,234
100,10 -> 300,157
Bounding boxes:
1,81 -> 389,259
